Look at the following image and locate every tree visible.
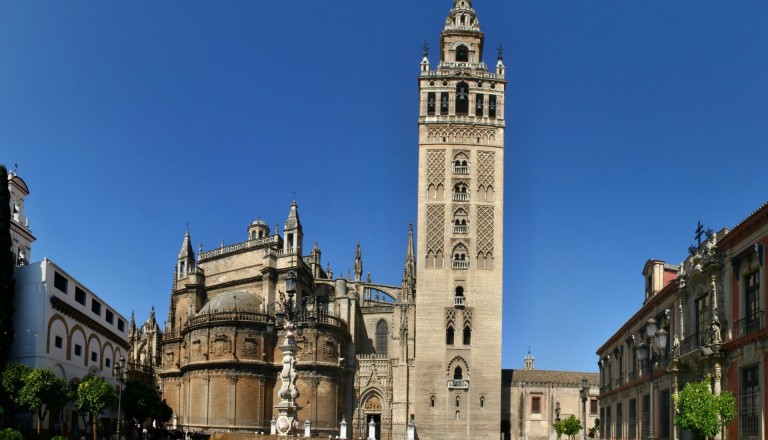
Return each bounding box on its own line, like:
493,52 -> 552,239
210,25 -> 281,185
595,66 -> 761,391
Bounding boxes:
674,379 -> 736,440
17,368 -> 70,436
1,362 -> 31,425
74,375 -> 116,440
587,418 -> 600,439
0,164 -> 16,426
123,380 -> 172,427
554,415 -> 582,440
1,363 -> 30,407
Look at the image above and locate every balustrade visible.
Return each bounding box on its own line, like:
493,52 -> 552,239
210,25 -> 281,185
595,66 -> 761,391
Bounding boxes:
447,379 -> 470,390
453,225 -> 468,234
452,260 -> 469,270
452,192 -> 470,202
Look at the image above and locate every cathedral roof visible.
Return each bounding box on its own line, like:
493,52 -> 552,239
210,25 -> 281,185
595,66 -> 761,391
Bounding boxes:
502,369 -> 599,387
198,291 -> 262,314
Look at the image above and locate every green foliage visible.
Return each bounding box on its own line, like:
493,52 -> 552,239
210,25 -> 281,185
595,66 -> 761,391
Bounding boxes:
554,419 -> 564,439
554,415 -> 582,440
51,436 -> 68,440
562,415 -> 582,440
674,379 -> 736,440
123,380 -> 173,426
18,367 -> 70,435
588,418 -> 600,438
0,428 -> 23,440
0,164 -> 16,371
1,362 -> 31,406
75,374 -> 117,440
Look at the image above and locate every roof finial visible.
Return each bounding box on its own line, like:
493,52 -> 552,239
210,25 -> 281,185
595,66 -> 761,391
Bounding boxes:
497,43 -> 504,61
422,40 -> 429,58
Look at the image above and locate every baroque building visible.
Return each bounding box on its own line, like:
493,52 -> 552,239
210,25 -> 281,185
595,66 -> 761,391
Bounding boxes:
597,202 -> 768,440
131,2 -> 509,439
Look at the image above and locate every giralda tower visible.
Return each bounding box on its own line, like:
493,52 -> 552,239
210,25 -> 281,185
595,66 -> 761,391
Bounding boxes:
414,1 -> 505,438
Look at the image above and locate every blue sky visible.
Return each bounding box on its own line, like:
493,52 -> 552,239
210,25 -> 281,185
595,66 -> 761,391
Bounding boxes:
2,1 -> 768,373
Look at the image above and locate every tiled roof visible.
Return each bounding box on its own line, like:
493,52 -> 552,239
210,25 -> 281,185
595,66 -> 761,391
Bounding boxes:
502,369 -> 599,387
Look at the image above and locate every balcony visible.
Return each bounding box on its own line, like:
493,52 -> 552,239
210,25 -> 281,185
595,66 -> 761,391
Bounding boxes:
453,225 -> 468,234
447,379 -> 469,390
452,192 -> 470,202
452,260 -> 469,270
733,311 -> 764,339
454,295 -> 465,308
453,166 -> 469,174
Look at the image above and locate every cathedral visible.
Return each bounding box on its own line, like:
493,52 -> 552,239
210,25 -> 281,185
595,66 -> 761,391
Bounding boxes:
130,1 -> 507,438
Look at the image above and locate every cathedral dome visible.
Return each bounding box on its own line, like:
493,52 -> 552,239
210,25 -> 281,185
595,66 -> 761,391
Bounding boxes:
198,291 -> 262,314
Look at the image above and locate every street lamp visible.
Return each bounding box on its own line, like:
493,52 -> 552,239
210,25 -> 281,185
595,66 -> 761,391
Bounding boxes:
113,356 -> 127,440
636,317 -> 668,440
267,269 -> 316,436
580,377 -> 589,440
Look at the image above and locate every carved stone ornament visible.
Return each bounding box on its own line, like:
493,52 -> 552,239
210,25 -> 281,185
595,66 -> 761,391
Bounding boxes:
241,336 -> 259,357
322,340 -> 336,359
191,340 -> 202,358
211,334 -> 233,356
365,395 -> 382,411
164,352 -> 175,366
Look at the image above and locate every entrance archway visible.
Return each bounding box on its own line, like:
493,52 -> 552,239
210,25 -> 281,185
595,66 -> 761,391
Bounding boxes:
362,394 -> 382,440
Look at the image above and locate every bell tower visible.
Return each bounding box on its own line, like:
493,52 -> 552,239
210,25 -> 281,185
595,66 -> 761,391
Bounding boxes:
414,1 -> 505,438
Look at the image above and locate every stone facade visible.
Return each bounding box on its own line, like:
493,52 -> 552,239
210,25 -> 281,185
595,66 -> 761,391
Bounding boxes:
501,355 -> 599,440
414,0 -> 506,438
127,2 -> 595,439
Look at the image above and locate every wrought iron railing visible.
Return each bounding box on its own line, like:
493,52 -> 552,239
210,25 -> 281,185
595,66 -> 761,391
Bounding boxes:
732,311 -> 764,339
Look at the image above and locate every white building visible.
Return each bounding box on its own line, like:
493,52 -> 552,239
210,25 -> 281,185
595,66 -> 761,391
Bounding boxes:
7,172 -> 129,436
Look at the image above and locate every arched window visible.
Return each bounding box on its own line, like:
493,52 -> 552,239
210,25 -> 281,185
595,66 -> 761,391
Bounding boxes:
456,45 -> 469,62
375,320 -> 388,354
455,286 -> 464,297
454,367 -> 463,380
476,93 -> 484,117
463,327 -> 472,345
480,396 -> 485,407
456,396 -> 461,407
446,326 -> 455,345
430,396 -> 435,407
440,92 -> 449,115
456,82 -> 469,115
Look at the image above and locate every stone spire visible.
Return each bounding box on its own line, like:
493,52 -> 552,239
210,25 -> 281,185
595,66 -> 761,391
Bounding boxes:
283,201 -> 303,255
402,223 -> 416,301
129,311 -> 136,338
177,229 -> 195,278
354,242 -> 363,282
